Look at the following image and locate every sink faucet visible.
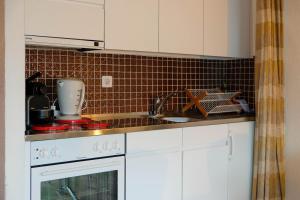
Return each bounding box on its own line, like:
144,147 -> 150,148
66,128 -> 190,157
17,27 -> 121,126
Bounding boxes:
149,91 -> 178,116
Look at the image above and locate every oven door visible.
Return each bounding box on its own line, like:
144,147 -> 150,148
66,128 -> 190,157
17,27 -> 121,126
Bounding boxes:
31,156 -> 124,200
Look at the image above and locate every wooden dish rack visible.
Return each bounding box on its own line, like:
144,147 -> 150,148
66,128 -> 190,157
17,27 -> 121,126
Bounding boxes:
182,88 -> 242,118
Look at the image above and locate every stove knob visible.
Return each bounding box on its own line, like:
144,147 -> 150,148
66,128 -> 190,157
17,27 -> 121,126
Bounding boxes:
45,150 -> 50,158
51,148 -> 59,158
107,142 -> 113,151
112,141 -> 118,150
39,149 -> 49,158
102,142 -> 108,151
93,143 -> 102,153
38,150 -> 45,158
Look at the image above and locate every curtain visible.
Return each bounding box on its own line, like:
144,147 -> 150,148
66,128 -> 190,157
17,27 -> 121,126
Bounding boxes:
252,0 -> 285,199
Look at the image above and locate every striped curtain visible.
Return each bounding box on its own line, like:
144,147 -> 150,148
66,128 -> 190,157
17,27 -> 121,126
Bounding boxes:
252,0 -> 285,199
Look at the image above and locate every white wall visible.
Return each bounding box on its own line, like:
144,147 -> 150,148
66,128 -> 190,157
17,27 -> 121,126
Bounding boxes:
285,0 -> 300,199
4,0 -> 25,200
0,0 -> 5,199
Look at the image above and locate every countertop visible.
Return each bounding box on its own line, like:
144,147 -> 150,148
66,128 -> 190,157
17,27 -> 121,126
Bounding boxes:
25,112 -> 255,141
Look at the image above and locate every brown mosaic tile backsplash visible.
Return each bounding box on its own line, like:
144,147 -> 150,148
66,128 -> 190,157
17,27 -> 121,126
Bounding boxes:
25,47 -> 255,114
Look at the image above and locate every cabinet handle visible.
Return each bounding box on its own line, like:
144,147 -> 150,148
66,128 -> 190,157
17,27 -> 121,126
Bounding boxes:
40,161 -> 120,176
63,0 -> 104,7
228,135 -> 233,160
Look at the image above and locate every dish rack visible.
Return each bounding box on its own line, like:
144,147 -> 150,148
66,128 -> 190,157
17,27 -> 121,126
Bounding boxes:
182,88 -> 242,117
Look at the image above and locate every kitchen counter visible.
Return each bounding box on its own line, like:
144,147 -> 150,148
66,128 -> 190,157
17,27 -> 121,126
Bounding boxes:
25,112 -> 255,141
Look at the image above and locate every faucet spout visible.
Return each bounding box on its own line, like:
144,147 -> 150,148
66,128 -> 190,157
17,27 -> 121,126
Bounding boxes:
149,91 -> 178,116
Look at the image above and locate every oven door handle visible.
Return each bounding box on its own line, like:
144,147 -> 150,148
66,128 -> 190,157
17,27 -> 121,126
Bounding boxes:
40,161 -> 121,177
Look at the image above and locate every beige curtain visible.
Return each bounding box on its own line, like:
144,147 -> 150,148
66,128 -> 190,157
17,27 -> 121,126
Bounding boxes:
252,0 -> 285,199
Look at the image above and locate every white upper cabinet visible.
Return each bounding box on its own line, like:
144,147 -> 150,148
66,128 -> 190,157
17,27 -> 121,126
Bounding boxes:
25,0 -> 104,41
204,0 -> 228,57
105,0 -> 159,52
159,0 -> 204,55
204,0 -> 251,58
25,0 -> 252,56
251,0 -> 256,57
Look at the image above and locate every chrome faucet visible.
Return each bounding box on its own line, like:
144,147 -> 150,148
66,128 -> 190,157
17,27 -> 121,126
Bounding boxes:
149,91 -> 178,116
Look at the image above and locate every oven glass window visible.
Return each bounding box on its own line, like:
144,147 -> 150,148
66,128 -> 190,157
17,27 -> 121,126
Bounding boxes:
40,170 -> 118,200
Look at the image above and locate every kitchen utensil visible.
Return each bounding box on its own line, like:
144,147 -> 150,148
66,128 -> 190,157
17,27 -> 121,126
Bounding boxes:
56,79 -> 85,119
26,91 -> 52,129
182,88 -> 242,117
26,72 -> 48,95
31,124 -> 71,132
234,99 -> 250,113
55,118 -> 92,125
30,109 -> 54,125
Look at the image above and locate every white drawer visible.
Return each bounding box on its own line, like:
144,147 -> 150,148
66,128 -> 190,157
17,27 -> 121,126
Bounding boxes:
183,124 -> 228,148
127,129 -> 182,154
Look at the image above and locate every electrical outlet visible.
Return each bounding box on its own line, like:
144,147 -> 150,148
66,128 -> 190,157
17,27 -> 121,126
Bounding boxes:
102,76 -> 113,88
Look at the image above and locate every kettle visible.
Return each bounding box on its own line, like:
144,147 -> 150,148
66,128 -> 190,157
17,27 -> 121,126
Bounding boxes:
57,79 -> 85,117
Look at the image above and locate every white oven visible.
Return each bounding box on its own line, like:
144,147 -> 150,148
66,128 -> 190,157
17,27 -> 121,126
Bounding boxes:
29,134 -> 125,200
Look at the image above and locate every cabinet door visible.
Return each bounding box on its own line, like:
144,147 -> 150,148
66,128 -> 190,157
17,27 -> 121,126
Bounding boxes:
183,125 -> 229,200
204,0 -> 228,57
126,129 -> 182,200
126,152 -> 181,200
228,0 -> 251,57
25,0 -> 104,41
159,0 -> 204,55
183,146 -> 228,200
228,122 -> 255,200
204,0 -> 251,58
105,0 -> 159,52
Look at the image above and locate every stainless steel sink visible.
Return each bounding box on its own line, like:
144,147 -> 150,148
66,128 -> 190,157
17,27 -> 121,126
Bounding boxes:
87,112 -> 200,124
160,116 -> 198,123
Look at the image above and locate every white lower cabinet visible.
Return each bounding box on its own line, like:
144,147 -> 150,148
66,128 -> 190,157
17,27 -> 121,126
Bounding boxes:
125,122 -> 254,200
182,125 -> 229,200
228,122 -> 255,200
126,129 -> 182,200
183,146 -> 228,200
126,152 -> 181,200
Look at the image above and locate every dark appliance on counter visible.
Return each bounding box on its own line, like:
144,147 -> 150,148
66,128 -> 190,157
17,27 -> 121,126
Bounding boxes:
26,72 -> 54,130
25,73 -> 112,134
